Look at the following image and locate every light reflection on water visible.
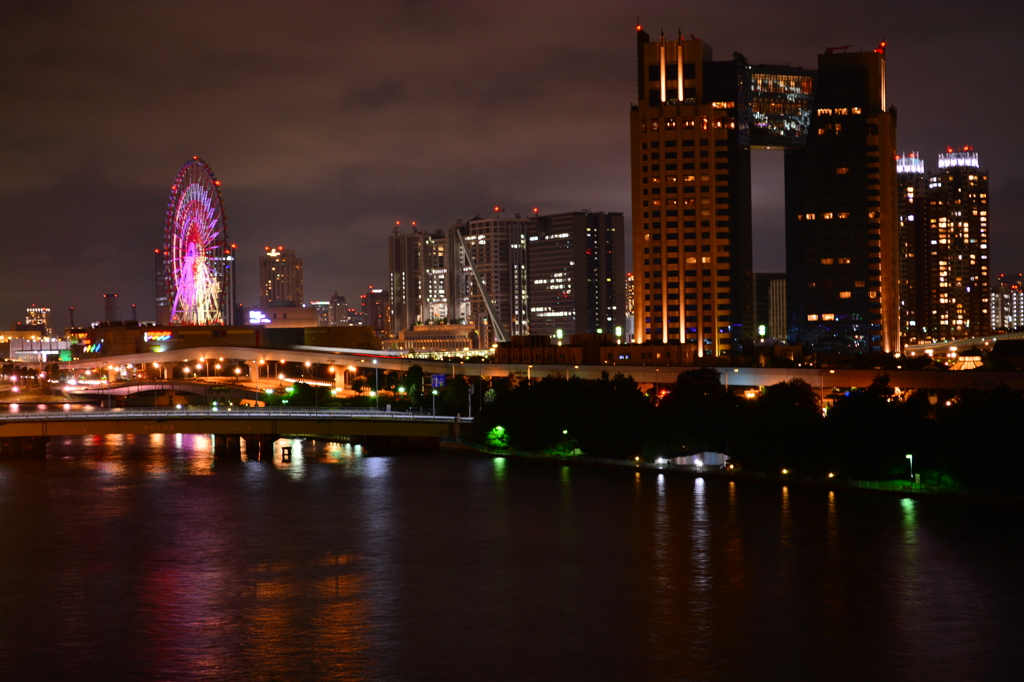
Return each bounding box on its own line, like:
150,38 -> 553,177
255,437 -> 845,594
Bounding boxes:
0,440 -> 1022,681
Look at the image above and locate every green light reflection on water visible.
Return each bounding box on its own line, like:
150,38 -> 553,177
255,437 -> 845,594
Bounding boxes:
492,457 -> 506,482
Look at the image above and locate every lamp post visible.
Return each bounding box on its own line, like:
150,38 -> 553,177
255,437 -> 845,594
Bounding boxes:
906,454 -> 914,483
373,359 -> 379,410
432,388 -> 438,416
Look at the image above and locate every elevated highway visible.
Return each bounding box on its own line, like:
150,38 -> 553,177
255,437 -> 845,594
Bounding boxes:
66,345 -> 1024,392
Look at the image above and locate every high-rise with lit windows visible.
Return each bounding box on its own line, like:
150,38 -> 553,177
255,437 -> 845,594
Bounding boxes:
924,148 -> 990,339
992,274 -> 1023,332
527,211 -> 625,338
630,27 -> 753,355
259,247 -> 303,309
389,225 -> 448,336
897,152 -> 927,346
785,46 -> 900,354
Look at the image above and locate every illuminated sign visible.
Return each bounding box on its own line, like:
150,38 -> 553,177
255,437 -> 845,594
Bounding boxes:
249,310 -> 271,325
143,331 -> 172,342
83,343 -> 102,353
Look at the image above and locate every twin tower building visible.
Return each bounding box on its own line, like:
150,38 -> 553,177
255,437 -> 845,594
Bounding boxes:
632,27 -> 989,356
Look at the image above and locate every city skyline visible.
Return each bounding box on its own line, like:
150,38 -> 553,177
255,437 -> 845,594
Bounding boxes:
2,1 -> 1022,326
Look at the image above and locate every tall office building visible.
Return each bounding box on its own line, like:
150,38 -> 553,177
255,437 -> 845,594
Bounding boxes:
527,211 -> 626,338
992,274 -> 1024,332
361,287 -> 390,334
388,226 -> 448,336
260,247 -> 304,309
449,213 -> 531,344
630,28 -> 753,356
328,292 -> 350,326
103,293 -> 120,322
749,65 -> 816,149
897,153 -> 928,346
785,46 -> 899,354
25,306 -> 51,336
924,148 -> 990,339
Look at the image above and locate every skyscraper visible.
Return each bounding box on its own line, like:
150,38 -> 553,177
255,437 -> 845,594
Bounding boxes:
992,274 -> 1024,332
785,46 -> 899,354
259,247 -> 303,309
360,287 -> 390,334
449,213 -> 531,344
527,211 -> 625,338
923,147 -> 990,339
25,306 -> 51,336
154,249 -> 170,325
896,153 -> 928,346
630,28 -> 753,356
388,225 -> 448,335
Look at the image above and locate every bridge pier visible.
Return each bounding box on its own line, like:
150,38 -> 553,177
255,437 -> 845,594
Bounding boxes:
0,436 -> 50,459
213,434 -> 243,462
243,434 -> 278,462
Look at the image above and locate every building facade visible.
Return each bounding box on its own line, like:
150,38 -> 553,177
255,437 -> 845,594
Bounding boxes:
896,153 -> 928,346
630,28 -> 754,356
753,273 -> 786,340
527,211 -> 626,338
360,287 -> 390,335
992,274 -> 1024,332
785,47 -> 900,354
388,227 -> 448,336
449,214 -> 531,344
923,148 -> 990,339
259,247 -> 304,309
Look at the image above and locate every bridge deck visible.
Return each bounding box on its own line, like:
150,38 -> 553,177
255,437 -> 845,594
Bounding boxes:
0,408 -> 468,439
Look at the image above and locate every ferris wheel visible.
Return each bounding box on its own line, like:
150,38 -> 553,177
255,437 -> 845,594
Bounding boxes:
164,157 -> 231,325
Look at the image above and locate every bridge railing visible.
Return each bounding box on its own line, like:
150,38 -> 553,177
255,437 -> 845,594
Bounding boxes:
0,407 -> 470,423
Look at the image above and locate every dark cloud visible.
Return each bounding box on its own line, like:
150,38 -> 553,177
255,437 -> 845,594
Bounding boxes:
2,0 -> 1022,325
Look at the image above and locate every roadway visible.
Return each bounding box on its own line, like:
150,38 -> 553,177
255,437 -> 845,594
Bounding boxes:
64,345 -> 1024,391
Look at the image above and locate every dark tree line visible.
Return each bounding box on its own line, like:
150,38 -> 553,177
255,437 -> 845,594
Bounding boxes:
473,368 -> 1024,493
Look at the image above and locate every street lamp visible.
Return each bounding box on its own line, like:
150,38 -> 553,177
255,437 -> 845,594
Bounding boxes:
432,388 -> 438,416
906,454 -> 914,483
373,359 -> 379,410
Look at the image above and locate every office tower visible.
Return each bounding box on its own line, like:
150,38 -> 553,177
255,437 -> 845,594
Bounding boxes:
154,249 -> 170,325
630,28 -> 753,356
753,273 -> 786,340
785,46 -> 899,354
103,294 -> 119,322
924,148 -> 990,339
360,287 -> 390,334
448,213 -> 532,344
327,292 -> 348,326
527,211 -> 626,338
25,306 -> 51,336
259,247 -> 304,309
992,274 -> 1024,332
896,153 -> 928,346
388,225 -> 448,336
309,301 -> 331,326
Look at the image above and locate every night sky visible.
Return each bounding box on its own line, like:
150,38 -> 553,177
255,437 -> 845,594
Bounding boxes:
2,0 -> 1021,327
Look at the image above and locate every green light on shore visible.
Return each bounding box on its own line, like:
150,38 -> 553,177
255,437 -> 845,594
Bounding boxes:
487,425 -> 508,449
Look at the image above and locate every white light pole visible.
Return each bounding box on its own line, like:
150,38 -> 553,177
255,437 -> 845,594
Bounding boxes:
373,359 -> 379,410
906,453 -> 914,483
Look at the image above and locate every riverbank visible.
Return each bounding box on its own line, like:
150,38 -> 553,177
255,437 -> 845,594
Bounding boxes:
441,438 -> 1024,507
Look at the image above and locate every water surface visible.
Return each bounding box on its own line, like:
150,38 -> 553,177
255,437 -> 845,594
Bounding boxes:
1,435 -> 1022,680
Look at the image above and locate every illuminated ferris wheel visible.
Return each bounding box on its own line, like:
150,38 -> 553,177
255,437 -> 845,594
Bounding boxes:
163,157 -> 234,325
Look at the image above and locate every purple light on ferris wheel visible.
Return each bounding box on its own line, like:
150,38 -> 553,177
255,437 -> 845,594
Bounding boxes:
164,158 -> 230,325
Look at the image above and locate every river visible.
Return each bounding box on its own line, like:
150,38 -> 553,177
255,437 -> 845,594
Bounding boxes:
1,435 -> 1022,681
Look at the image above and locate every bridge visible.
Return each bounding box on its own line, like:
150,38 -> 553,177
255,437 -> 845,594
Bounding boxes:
0,408 -> 470,460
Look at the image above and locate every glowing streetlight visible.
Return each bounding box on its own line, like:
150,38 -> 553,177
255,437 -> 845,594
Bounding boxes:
906,454 -> 914,482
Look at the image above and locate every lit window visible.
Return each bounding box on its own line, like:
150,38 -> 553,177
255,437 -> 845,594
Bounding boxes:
839,291 -> 851,298
823,213 -> 834,219
821,314 -> 835,321
820,258 -> 834,265
838,258 -> 851,264
807,314 -> 819,321
855,281 -> 865,287
868,291 -> 878,299
806,214 -> 816,220
838,212 -> 850,219
836,168 -> 849,175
